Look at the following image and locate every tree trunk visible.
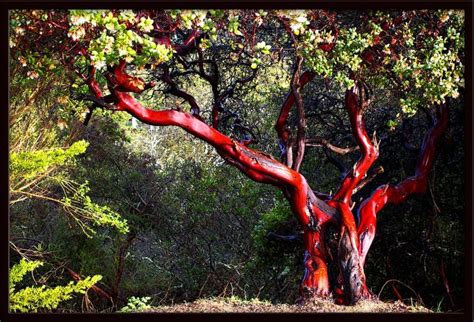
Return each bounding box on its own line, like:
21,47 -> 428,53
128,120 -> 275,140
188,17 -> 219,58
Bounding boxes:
296,200 -> 370,305
300,225 -> 330,297
337,228 -> 369,304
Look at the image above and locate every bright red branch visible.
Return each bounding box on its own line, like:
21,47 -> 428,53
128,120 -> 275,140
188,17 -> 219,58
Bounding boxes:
112,89 -> 338,229
79,66 -> 103,98
357,105 -> 448,266
100,60 -> 342,300
331,84 -> 379,205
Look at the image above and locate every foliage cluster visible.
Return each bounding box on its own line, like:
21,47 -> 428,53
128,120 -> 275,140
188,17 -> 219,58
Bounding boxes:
10,259 -> 102,312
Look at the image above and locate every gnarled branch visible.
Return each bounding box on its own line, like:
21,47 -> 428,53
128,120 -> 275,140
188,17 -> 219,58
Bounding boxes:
291,56 -> 307,172
331,82 -> 379,205
356,104 -> 448,267
275,71 -> 315,166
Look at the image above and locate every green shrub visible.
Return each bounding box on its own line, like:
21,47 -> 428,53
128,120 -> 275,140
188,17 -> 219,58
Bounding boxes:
119,296 -> 152,313
9,258 -> 102,312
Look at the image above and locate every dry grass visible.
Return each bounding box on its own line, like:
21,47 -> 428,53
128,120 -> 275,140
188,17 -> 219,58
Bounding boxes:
143,297 -> 432,313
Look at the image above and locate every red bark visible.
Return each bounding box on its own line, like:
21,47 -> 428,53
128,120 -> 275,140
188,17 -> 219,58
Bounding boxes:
357,105 -> 448,267
330,84 -> 379,205
275,71 -> 315,145
300,228 -> 329,297
83,60 -> 342,298
112,60 -> 155,93
82,67 -> 103,98
323,83 -> 378,304
12,9 -> 457,308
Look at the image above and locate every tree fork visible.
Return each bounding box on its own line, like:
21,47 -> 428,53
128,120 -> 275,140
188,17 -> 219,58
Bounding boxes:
275,70 -> 315,165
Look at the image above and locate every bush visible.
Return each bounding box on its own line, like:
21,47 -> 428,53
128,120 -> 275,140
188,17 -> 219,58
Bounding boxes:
119,296 -> 152,313
9,258 -> 102,312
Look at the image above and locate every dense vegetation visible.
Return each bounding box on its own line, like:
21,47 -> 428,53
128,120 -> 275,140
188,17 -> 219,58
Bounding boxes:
9,9 -> 464,312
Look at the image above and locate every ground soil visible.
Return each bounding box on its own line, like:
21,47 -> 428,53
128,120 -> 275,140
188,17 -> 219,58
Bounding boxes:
144,297 -> 432,313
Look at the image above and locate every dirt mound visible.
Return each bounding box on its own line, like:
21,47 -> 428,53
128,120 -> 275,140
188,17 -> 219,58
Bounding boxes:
144,297 -> 431,313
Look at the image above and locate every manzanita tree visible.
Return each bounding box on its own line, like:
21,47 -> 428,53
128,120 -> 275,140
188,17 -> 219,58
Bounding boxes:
10,9 -> 464,305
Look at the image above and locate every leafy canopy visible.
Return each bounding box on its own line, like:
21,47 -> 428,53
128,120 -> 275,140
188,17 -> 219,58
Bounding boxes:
10,9 -> 465,117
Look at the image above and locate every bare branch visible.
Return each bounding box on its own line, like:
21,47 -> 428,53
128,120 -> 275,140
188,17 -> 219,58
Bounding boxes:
324,149 -> 348,178
305,137 -> 359,155
267,231 -> 303,243
353,166 -> 384,195
161,64 -> 201,116
291,56 -> 307,172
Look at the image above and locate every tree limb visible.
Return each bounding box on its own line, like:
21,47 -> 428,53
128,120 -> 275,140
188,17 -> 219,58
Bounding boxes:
291,56 -> 307,172
356,104 -> 448,267
330,82 -> 379,205
267,231 -> 303,243
306,137 -> 359,155
161,64 -> 201,116
275,71 -> 315,166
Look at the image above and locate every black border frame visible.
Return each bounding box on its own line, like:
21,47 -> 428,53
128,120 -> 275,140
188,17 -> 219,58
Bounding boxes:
1,1 -> 472,322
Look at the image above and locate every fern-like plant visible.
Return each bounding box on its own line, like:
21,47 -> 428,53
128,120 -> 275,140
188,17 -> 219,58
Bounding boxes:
9,258 -> 102,313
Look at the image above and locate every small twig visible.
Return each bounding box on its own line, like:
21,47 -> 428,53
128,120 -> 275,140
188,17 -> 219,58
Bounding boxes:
439,258 -> 455,309
378,279 -> 423,305
353,166 -> 384,194
429,170 -> 441,214
305,137 -> 359,155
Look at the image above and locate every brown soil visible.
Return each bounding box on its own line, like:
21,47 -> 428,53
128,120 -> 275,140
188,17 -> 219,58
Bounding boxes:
144,297 -> 432,313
